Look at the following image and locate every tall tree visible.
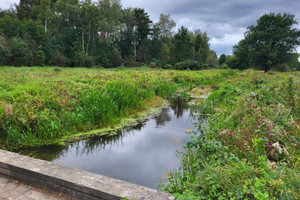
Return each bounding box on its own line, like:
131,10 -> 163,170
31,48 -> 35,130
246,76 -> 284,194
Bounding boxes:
98,0 -> 122,43
232,39 -> 250,70
156,14 -> 176,39
16,0 -> 40,20
133,8 -> 152,44
171,26 -> 193,63
195,30 -> 210,63
37,0 -> 52,32
78,0 -> 98,55
237,13 -> 300,72
218,54 -> 226,65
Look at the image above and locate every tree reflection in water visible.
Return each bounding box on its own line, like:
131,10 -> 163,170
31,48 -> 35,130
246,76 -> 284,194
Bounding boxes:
17,98 -> 205,189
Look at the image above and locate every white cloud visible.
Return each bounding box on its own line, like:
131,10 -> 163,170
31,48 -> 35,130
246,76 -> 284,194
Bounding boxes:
0,0 -> 18,10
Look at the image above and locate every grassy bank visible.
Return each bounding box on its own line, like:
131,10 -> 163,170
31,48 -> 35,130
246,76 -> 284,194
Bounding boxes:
163,70 -> 300,199
0,67 -> 237,149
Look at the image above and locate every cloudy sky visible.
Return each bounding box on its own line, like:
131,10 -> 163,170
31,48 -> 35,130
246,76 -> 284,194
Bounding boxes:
1,0 -> 300,56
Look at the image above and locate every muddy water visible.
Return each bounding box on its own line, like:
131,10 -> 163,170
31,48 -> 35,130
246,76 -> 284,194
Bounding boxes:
19,99 -> 207,189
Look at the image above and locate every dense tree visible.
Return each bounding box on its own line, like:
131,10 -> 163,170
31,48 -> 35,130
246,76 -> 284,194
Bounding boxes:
234,13 -> 300,72
0,15 -> 21,38
98,0 -> 122,43
0,0 -> 219,69
0,36 -> 11,65
16,0 -> 40,20
218,54 -> 226,65
171,26 -> 193,64
10,37 -> 29,66
156,14 -> 176,39
195,30 -> 210,63
232,39 -> 249,70
207,50 -> 218,68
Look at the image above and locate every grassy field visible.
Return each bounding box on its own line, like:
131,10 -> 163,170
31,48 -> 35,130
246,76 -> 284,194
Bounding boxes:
0,66 -> 237,149
1,67 -> 299,199
162,70 -> 300,199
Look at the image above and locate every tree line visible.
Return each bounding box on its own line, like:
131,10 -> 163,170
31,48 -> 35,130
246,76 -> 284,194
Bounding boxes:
0,0 -> 217,69
0,1 -> 299,71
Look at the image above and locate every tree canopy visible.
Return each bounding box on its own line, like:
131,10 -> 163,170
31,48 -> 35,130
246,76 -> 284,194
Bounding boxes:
0,0 -> 217,69
233,13 -> 300,72
1,1 -> 299,71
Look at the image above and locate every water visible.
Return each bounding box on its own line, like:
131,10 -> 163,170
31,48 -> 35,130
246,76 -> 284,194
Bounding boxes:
19,99 -> 206,189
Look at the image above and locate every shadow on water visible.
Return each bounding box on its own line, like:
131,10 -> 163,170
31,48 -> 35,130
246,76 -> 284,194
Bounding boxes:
18,98 -> 207,189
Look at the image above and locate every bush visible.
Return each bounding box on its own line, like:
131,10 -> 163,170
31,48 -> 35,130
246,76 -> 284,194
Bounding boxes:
109,48 -> 122,67
273,63 -> 291,72
216,63 -> 229,69
32,46 -> 45,66
174,60 -> 202,70
164,64 -> 173,69
0,36 -> 11,65
10,37 -> 29,66
53,53 -> 66,67
148,62 -> 158,68
124,56 -> 138,67
76,53 -> 95,68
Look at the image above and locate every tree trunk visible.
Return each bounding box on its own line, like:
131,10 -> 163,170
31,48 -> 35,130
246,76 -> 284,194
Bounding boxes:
44,18 -> 48,32
82,29 -> 85,53
86,26 -> 91,55
134,40 -> 137,61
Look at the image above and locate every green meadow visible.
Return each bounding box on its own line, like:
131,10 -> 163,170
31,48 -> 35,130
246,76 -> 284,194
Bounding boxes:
162,70 -> 300,199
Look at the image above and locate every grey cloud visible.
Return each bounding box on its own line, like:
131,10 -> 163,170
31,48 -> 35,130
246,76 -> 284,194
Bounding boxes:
122,0 -> 300,55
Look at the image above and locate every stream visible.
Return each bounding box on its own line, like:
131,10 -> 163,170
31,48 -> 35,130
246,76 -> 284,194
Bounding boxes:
18,99 -> 207,189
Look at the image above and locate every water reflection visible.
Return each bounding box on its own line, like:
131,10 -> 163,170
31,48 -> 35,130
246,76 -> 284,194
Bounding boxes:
154,108 -> 171,127
19,99 -> 205,189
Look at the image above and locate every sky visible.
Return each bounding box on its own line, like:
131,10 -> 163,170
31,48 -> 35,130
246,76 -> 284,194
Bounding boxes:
1,0 -> 300,56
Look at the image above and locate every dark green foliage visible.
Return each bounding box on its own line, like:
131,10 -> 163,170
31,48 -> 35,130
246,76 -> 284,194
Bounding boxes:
234,13 -> 300,72
32,46 -> 45,66
10,37 -> 29,66
226,55 -> 240,69
133,8 -> 152,46
109,48 -> 122,67
171,26 -> 193,64
0,15 -> 21,38
75,53 -> 95,68
218,54 -> 226,65
232,39 -> 250,70
174,60 -> 203,70
0,37 -> 11,65
0,0 -> 220,68
194,31 -> 210,63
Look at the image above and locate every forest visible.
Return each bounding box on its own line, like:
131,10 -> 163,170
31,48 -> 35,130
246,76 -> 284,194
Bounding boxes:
0,0 -> 299,71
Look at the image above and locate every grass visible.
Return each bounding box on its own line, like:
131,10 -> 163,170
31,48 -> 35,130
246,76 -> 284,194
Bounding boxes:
0,66 -> 237,149
162,70 -> 300,199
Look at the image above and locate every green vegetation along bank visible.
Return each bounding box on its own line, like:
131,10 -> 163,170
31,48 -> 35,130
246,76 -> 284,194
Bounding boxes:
0,67 -> 237,149
163,70 -> 300,199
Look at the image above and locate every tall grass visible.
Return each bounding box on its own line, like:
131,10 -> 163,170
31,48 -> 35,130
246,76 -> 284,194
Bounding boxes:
162,70 -> 300,199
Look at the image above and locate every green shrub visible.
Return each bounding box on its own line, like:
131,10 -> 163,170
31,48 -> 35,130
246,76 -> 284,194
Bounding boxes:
76,53 -> 95,68
174,60 -> 201,70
